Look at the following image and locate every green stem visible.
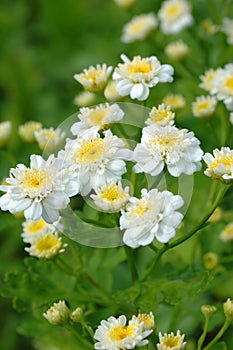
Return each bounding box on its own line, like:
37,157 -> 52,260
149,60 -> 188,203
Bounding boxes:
65,324 -> 94,349
203,319 -> 231,350
124,246 -> 138,283
197,316 -> 210,350
81,321 -> 95,340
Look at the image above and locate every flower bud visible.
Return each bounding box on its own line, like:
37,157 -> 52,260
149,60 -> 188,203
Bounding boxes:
223,298 -> 233,321
43,300 -> 70,326
201,305 -> 217,318
70,307 -> 84,323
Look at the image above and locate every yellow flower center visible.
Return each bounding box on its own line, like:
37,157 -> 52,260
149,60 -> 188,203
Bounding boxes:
75,138 -> 107,164
129,19 -> 149,34
224,76 -> 233,93
128,59 -> 152,76
20,169 -> 51,189
163,335 -> 180,347
166,3 -> 182,19
209,155 -> 233,169
87,108 -> 108,126
84,70 -> 103,83
223,225 -> 233,237
41,131 -> 56,140
151,131 -> 182,152
35,235 -> 61,253
101,184 -> 123,202
138,314 -> 154,327
132,201 -> 151,217
27,219 -> 47,233
151,110 -> 171,122
108,325 -> 135,341
196,101 -> 211,111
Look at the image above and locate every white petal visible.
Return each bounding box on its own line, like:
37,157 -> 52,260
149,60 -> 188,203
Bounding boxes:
24,201 -> 43,220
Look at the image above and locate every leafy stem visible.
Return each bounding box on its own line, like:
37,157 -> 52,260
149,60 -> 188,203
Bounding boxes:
202,318 -> 232,350
124,245 -> 139,283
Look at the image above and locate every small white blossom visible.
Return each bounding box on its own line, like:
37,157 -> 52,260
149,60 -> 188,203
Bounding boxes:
18,121 -> 42,142
121,13 -> 157,43
74,64 -> 113,92
120,188 -> 184,248
157,330 -> 186,350
71,103 -> 124,135
220,223 -> 233,241
192,95 -> 217,119
35,127 -> 65,153
162,94 -> 186,110
199,68 -> 220,93
113,54 -> 174,101
21,218 -> 56,243
146,104 -> 175,126
203,147 -> 233,183
133,124 -> 203,177
210,64 -> 233,111
43,300 -> 70,325
0,121 -> 12,147
131,312 -> 155,332
165,40 -> 189,61
104,80 -> 123,102
73,91 -> 96,107
221,18 -> 233,45
158,0 -> 193,34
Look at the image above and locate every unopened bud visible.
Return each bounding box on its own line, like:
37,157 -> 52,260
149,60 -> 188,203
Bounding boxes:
201,305 -> 217,318
43,300 -> 70,326
223,298 -> 233,321
70,307 -> 84,323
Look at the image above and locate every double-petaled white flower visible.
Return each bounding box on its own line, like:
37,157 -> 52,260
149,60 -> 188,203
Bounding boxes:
71,103 -> 124,136
192,95 -> 217,120
35,127 -> 65,153
74,64 -> 113,92
203,147 -> 233,183
210,64 -> 233,111
121,13 -> 157,43
0,154 -> 79,223
145,104 -> 175,126
113,54 -> 174,101
158,0 -> 193,34
94,314 -> 153,349
58,127 -> 133,195
133,124 -> 203,177
120,188 -> 184,248
157,330 -> 186,350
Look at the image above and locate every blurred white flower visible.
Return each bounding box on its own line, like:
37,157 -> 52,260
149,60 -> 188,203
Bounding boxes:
74,64 -> 113,92
91,181 -> 130,213
131,312 -> 155,332
21,217 -> 55,243
73,91 -> 96,107
203,147 -> 233,183
157,330 -> 186,350
43,300 -> 70,325
0,154 -> 79,223
221,18 -> 233,45
192,95 -> 217,120
158,0 -> 193,34
18,121 -> 42,143
165,40 -> 189,61
199,68 -> 220,93
104,80 -> 123,101
71,103 -> 124,135
146,104 -> 175,126
220,223 -> 233,241
0,121 -> 12,147
113,54 -> 174,101
94,314 -> 152,349
133,124 -> 203,177
58,127 -> 133,195
121,13 -> 157,43
162,94 -> 186,110
210,64 -> 233,111
120,188 -> 184,248
35,127 -> 65,153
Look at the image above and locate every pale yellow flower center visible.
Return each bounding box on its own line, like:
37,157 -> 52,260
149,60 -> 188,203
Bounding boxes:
224,76 -> 233,92
166,3 -> 182,19
195,101 -> 211,111
75,138 -> 107,164
35,235 -> 61,253
129,19 -> 149,34
41,131 -> 56,140
138,314 -> 154,326
128,59 -> 152,76
163,95 -> 185,108
150,132 -> 182,152
101,184 -> 123,202
223,225 -> 233,237
108,324 -> 135,341
27,219 -> 47,233
20,169 -> 51,189
84,70 -> 103,83
132,201 -> 151,217
151,109 -> 171,122
209,155 -> 233,169
163,335 -> 180,347
87,109 -> 108,126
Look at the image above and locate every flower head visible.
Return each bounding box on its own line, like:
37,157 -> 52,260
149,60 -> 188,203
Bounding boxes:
162,94 -> 186,110
18,121 -> 42,142
210,64 -> 233,110
104,80 -> 123,102
157,330 -> 186,349
71,103 -> 124,135
58,127 -> 133,195
113,54 -> 174,101
203,252 -> 218,270
121,13 -> 157,43
0,121 -> 12,147
223,298 -> 233,321
199,68 -> 220,93
91,181 -> 130,213
35,127 -> 65,153
0,154 -> 79,223
21,217 -> 56,243
192,95 -> 217,120
73,91 -> 96,107
165,40 -> 189,61
43,300 -> 70,326
221,18 -> 233,45
203,147 -> 233,183
74,64 -> 113,92
133,124 -> 203,177
94,314 -> 153,349
131,312 -> 155,331
146,104 -> 175,126
220,223 -> 233,242
201,305 -> 217,318
120,188 -> 184,248
208,207 -> 223,223
158,0 -> 193,34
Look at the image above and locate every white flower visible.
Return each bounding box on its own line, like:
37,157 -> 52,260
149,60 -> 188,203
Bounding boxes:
192,95 -> 217,119
221,18 -> 233,45
133,124 -> 203,177
199,68 -> 220,93
131,312 -> 155,332
58,127 -> 133,195
157,330 -> 186,350
74,64 -> 113,92
230,112 -> 233,125
220,223 -> 233,241
94,314 -> 152,350
145,104 -> 175,126
113,54 -> 174,101
71,103 -> 124,136
158,0 -> 193,34
165,40 -> 189,61
0,121 -> 12,147
203,147 -> 233,183
43,300 -> 70,325
0,154 -> 79,223
73,91 -> 96,107
21,218 -> 55,243
18,121 -> 42,142
104,80 -> 123,102
91,181 -> 130,213
121,13 -> 157,43
162,94 -> 186,110
25,231 -> 67,259
120,188 -> 184,248
210,64 -> 233,111
34,127 -> 65,153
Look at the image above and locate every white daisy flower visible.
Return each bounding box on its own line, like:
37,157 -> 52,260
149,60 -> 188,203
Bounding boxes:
43,300 -> 70,326
74,64 -> 113,93
71,103 -> 124,136
157,330 -> 186,350
121,13 -> 157,43
94,314 -> 152,349
91,181 -> 130,213
113,54 -> 174,101
145,104 -> 175,126
18,121 -> 42,143
73,91 -> 96,107
21,218 -> 55,243
104,80 -> 123,102
34,127 -> 65,153
199,68 -> 220,93
158,0 -> 193,34
120,188 -> 184,248
0,154 -> 79,223
133,124 -> 203,177
25,231 -> 67,259
58,127 -> 133,195
162,94 -> 186,110
192,95 -> 217,120
0,121 -> 12,147
203,147 -> 233,183
221,18 -> 233,45
131,312 -> 155,332
165,40 -> 189,61
210,64 -> 233,111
